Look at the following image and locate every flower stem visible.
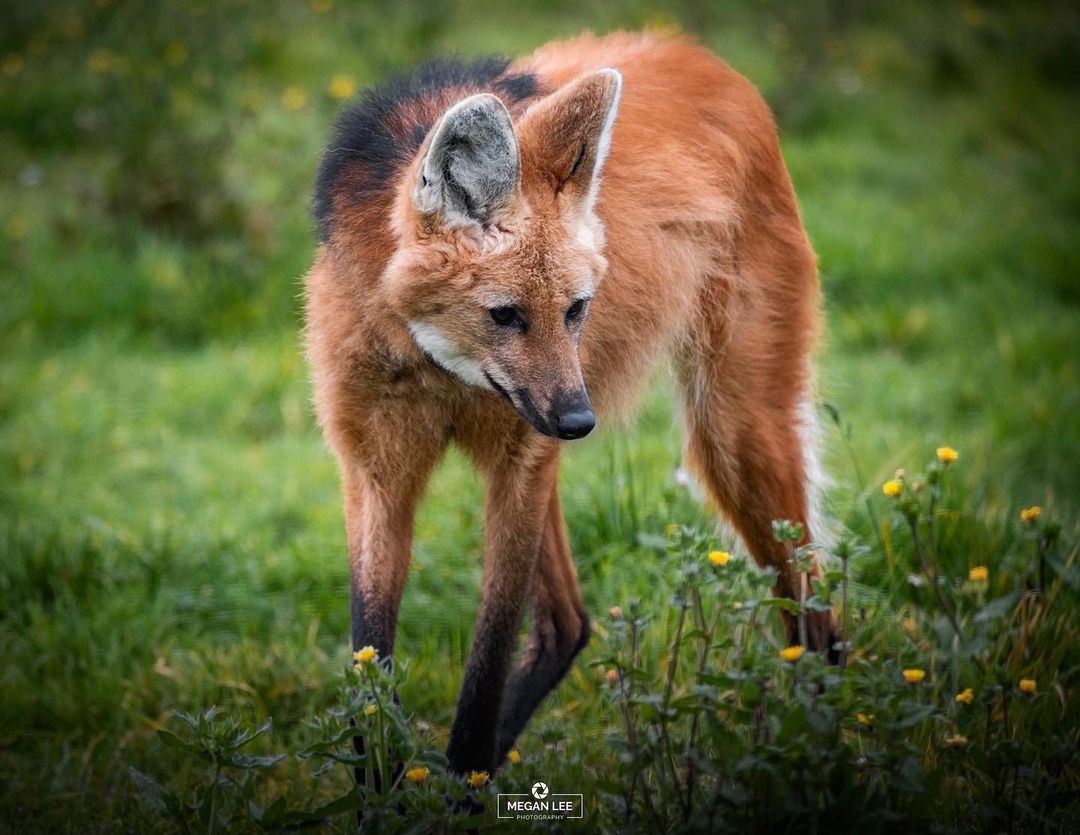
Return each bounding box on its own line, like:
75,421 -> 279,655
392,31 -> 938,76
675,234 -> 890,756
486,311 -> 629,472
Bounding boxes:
908,515 -> 963,642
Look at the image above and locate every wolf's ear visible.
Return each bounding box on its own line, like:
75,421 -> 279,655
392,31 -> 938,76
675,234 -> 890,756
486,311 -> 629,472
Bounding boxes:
517,68 -> 622,216
412,93 -> 520,227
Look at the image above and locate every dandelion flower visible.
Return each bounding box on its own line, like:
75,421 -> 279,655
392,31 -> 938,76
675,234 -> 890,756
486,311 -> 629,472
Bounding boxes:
605,668 -> 619,686
328,74 -> 356,100
857,713 -> 873,727
956,687 -> 974,705
1020,506 -> 1041,524
281,85 -> 308,111
1019,678 -> 1036,694
352,645 -> 377,669
883,479 -> 902,498
609,606 -> 622,619
708,550 -> 731,567
936,446 -> 959,464
507,749 -> 521,765
902,668 -> 926,684
968,566 -> 988,583
405,766 -> 429,784
467,770 -> 489,789
944,734 -> 968,747
780,645 -> 804,663
665,523 -> 679,538
365,704 -> 377,716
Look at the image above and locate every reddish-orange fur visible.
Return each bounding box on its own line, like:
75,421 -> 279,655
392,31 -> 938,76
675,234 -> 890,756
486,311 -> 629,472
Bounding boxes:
305,31 -> 837,774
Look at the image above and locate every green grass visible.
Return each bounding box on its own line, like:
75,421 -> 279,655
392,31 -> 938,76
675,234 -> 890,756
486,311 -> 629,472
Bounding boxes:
1,1 -> 1078,831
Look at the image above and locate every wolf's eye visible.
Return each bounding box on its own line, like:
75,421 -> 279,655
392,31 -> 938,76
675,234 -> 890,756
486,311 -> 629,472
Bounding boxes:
565,299 -> 587,324
489,306 -> 519,327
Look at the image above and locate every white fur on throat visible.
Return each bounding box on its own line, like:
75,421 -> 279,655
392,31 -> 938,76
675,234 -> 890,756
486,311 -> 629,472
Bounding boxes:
408,321 -> 492,390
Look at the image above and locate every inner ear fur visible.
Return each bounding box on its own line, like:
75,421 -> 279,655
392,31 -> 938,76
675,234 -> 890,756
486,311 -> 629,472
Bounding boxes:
412,93 -> 520,228
517,68 -> 622,212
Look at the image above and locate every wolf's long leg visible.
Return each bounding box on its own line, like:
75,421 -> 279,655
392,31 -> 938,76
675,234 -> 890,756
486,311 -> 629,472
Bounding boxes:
676,214 -> 840,657
445,440 -> 560,775
337,413 -> 447,792
494,483 -> 590,764
680,372 -> 839,658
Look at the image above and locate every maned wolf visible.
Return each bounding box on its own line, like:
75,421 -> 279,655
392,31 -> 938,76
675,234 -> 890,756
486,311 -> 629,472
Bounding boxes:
305,30 -> 839,776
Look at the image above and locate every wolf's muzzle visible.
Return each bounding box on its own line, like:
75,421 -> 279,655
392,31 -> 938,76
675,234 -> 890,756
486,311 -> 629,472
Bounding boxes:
550,388 -> 595,440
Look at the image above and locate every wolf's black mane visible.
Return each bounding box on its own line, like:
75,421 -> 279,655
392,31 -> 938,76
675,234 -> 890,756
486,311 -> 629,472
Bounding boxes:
313,56 -> 538,242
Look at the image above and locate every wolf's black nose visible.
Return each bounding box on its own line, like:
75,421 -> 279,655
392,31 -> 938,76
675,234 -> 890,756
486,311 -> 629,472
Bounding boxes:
555,408 -> 595,440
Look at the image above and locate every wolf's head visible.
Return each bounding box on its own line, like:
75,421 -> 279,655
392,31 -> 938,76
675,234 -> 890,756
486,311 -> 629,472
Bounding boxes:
383,69 -> 622,440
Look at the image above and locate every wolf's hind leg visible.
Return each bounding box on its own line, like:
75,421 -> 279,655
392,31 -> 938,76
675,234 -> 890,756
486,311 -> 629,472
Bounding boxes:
679,366 -> 841,661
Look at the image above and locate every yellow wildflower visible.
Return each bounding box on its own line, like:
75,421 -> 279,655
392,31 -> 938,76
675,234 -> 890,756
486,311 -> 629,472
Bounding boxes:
1020,506 -> 1041,524
936,446 -> 959,464
2,54 -> 23,78
467,770 -> 489,789
281,85 -> 307,111
665,523 -> 679,537
328,74 -> 356,100
857,713 -> 873,727
87,49 -> 114,74
365,704 -> 377,716
1019,678 -> 1036,694
956,687 -> 974,705
968,566 -> 988,583
944,734 -> 968,747
643,11 -> 681,35
164,41 -> 188,67
311,0 -> 333,11
352,645 -> 377,669
405,765 -> 429,784
63,16 -> 85,39
883,479 -> 902,498
6,216 -> 28,241
507,749 -> 521,765
902,668 -> 926,684
961,1 -> 983,26
780,645 -> 804,663
609,606 -> 622,619
708,550 -> 731,567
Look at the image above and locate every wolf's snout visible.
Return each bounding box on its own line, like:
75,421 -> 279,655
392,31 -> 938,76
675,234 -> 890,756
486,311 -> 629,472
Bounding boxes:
551,388 -> 595,440
555,408 -> 595,439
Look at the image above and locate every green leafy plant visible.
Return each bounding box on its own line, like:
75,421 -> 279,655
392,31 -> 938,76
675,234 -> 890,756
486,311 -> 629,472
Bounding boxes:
125,446 -> 1078,832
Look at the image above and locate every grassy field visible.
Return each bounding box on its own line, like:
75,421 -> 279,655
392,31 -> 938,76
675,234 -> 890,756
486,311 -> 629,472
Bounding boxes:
2,1 -> 1078,831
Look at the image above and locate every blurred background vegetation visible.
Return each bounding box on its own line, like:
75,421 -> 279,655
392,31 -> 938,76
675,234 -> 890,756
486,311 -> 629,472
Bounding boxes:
1,0 -> 1078,828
